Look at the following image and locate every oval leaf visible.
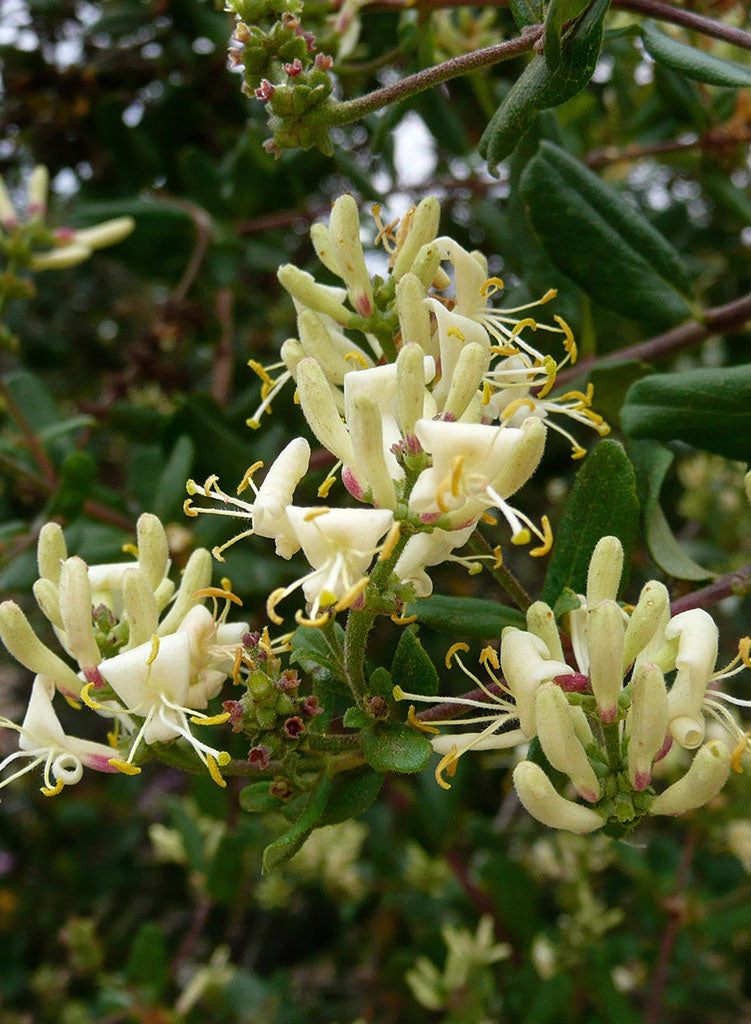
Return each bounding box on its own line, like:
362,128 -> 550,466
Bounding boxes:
642,21 -> 751,88
261,776 -> 332,873
411,594 -> 525,637
390,625 -> 439,697
319,768 -> 385,826
361,722 -> 432,774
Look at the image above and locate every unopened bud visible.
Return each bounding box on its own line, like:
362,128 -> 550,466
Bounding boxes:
157,548 -> 212,635
72,216 -> 134,251
396,274 -> 433,355
328,195 -> 374,318
586,535 -> 623,607
0,175 -> 17,226
500,627 -> 570,737
37,522 -> 68,584
27,165 -> 49,216
625,580 -> 670,670
665,609 -> 718,746
309,221 -> 341,276
650,739 -> 730,816
488,416 -> 546,501
396,343 -> 431,437
296,358 -> 356,466
32,244 -> 91,271
536,683 -> 600,802
136,513 -> 169,592
33,578 -> 63,628
347,391 -> 396,509
59,557 -> 101,670
627,662 -> 668,790
280,337 -> 306,378
0,600 -> 83,697
526,601 -> 564,663
392,196 -> 441,280
122,568 -> 159,650
410,243 -> 442,291
277,264 -> 357,327
513,760 -> 604,833
587,599 -> 625,722
442,342 -> 490,421
297,309 -> 352,385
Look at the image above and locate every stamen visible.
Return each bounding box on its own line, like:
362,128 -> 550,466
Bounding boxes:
529,515 -> 553,557
190,712 -> 231,726
391,611 -> 418,625
445,642 -> 470,669
295,608 -> 332,628
334,576 -> 369,612
193,586 -> 243,606
108,758 -> 142,775
207,754 -> 227,788
237,461 -> 264,495
122,543 -> 138,557
378,521 -> 401,562
40,777 -> 65,798
408,705 -> 439,734
435,745 -> 459,789
732,732 -> 750,773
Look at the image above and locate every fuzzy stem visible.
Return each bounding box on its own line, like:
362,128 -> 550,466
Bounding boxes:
467,530 -> 533,612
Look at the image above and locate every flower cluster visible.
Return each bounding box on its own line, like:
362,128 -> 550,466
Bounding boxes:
0,515 -> 248,797
186,194 -> 606,627
397,536 -> 751,834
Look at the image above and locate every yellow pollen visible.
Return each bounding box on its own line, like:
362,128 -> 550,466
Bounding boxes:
553,315 -> 577,362
558,389 -> 590,405
40,778 -> 65,797
597,421 -> 611,437
492,545 -> 503,568
107,725 -> 120,749
447,326 -> 465,342
246,418 -> 261,430
218,751 -> 231,767
511,317 -> 537,336
731,732 -> 750,773
317,475 -> 336,499
530,515 -> 553,558
185,479 -> 199,495
190,712 -> 231,726
345,350 -> 370,369
450,456 -> 465,498
537,355 -> 558,398
436,475 -> 453,514
481,276 -> 505,296
221,577 -> 232,592
407,705 -> 440,734
738,637 -> 751,669
334,576 -> 370,612
267,587 -> 287,625
571,444 -> 587,460
147,634 -> 160,666
237,461 -> 264,494
260,626 -> 274,656
512,528 -> 531,547
295,608 -> 332,628
501,397 -> 536,421
232,646 -> 244,686
121,543 -> 138,557
108,758 -> 141,776
378,521 -> 402,562
207,754 -> 227,788
80,682 -> 105,711
391,611 -> 418,625
293,389 -> 300,406
248,359 -> 275,388
193,586 -> 243,606
304,507 -> 330,522
540,288 -> 558,304
63,695 -> 82,710
481,512 -> 497,525
479,646 -> 500,670
203,474 -> 219,493
482,380 -> 492,405
392,685 -> 406,701
183,498 -> 198,517
490,344 -> 518,357
445,641 -> 470,669
435,746 -> 459,790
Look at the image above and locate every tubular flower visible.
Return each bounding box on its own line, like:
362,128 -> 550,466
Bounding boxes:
0,677 -> 118,800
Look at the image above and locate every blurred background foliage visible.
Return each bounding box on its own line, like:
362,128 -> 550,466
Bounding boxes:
1,0 -> 751,1019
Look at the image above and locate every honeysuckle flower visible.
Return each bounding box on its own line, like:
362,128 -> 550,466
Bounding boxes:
0,677 -> 117,799
184,437 -> 311,560
92,632 -> 233,786
177,601 -> 249,708
267,505 -> 395,626
394,524 -> 475,598
513,761 -> 605,834
649,739 -> 731,816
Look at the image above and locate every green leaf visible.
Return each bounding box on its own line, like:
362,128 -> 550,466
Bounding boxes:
509,0 -> 544,28
342,707 -> 370,729
621,364 -> 751,462
390,625 -> 439,697
239,781 -> 284,813
319,768 -> 384,825
589,360 -> 653,426
361,722 -> 432,774
629,440 -> 715,582
642,21 -> 751,88
261,776 -> 333,873
367,667 -> 393,701
542,439 -> 640,604
480,0 -> 610,171
551,587 -> 582,618
47,452 -> 96,519
544,0 -> 592,71
290,624 -> 347,685
125,923 -> 169,995
411,595 -> 524,637
153,435 -> 195,522
520,141 -> 694,328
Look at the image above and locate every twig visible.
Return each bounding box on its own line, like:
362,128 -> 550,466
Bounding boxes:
468,531 -> 534,611
556,291 -> 751,386
645,829 -> 697,1024
444,846 -> 518,958
670,563 -> 751,615
416,681 -> 505,722
585,128 -> 751,168
212,289 -> 235,405
152,193 -> 213,303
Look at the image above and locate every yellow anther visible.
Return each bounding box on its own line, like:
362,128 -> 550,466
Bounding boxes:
217,751 -> 231,767
481,513 -> 497,526
435,745 -> 459,790
232,646 -> 245,686
407,705 -> 440,735
345,350 -> 370,369
436,475 -> 453,514
447,326 -> 465,342
248,359 -> 275,388
267,588 -> 287,625
121,543 -> 138,557
108,758 -> 142,776
319,590 -> 338,608
193,586 -> 243,606
185,478 -> 200,495
530,515 -> 553,558
246,418 -> 261,429
294,608 -> 331,628
597,421 -> 611,437
147,634 -> 160,666
501,397 -> 537,421
203,474 -> 219,494
63,695 -> 82,710
512,529 -> 531,547
293,389 -> 300,406
80,682 -> 104,711
378,521 -> 402,562
731,732 -> 750,773
183,498 -> 198,518
492,545 -> 503,568
303,507 -> 330,522
392,685 -> 406,701
537,355 -> 558,398
334,576 -> 370,612
450,455 -> 465,498
206,754 -> 227,788
220,577 -> 232,592
237,460 -> 264,495
479,645 -> 500,670
40,778 -> 65,797
558,389 -> 590,405
318,475 -> 336,499
553,315 -> 577,362
571,444 -> 587,460
511,317 -> 537,336
260,626 -> 274,655
740,637 -> 751,669
445,641 -> 470,669
391,611 -> 418,625
482,380 -> 493,406
490,344 -> 519,357
540,287 -> 558,304
190,712 -> 231,726
481,276 -> 505,296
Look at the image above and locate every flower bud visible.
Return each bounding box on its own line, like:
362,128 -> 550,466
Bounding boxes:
59,557 -> 101,671
296,358 -> 356,466
442,342 -> 490,421
665,609 -> 718,747
627,662 -> 668,791
0,175 -> 17,226
396,343 -> 431,437
500,627 -> 570,737
253,437 -> 311,546
328,195 -> 374,318
136,512 -> 169,592
650,739 -> 731,816
536,683 -> 600,802
587,599 -> 625,722
409,243 -> 442,291
32,244 -> 91,271
309,221 -> 342,276
0,600 -> 83,697
526,601 -> 564,663
72,216 -> 134,250
586,535 -> 623,607
487,416 -> 546,501
624,580 -> 669,671
28,165 -> 49,216
396,274 -> 433,354
277,265 -> 357,327
280,337 -> 306,383
33,578 -> 63,628
297,309 -> 353,385
745,470 -> 751,508
392,196 -> 441,280
122,568 -> 159,650
513,761 -> 604,833
37,522 -> 68,584
347,391 -> 397,509
157,548 -> 212,635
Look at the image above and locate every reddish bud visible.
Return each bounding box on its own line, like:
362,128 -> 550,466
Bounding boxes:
301,696 -> 323,717
283,58 -> 303,77
83,666 -> 105,689
255,79 -> 275,101
284,715 -> 306,739
314,52 -> 333,70
248,744 -> 271,768
554,672 -> 589,693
